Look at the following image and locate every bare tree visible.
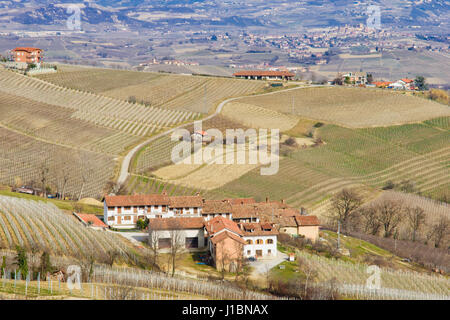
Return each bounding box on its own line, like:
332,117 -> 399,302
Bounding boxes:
39,160 -> 50,198
431,217 -> 449,248
55,152 -> 71,200
105,249 -> 120,267
359,206 -> 381,235
298,256 -> 318,298
168,221 -> 185,277
406,206 -> 426,242
329,188 -> 362,232
148,228 -> 160,270
376,200 -> 404,238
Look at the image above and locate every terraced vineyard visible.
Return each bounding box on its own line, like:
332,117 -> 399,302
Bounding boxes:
1,69 -> 200,137
296,250 -> 450,299
237,87 -> 450,127
0,92 -> 141,155
0,127 -> 115,198
36,65 -> 266,114
204,119 -> 450,213
0,68 -> 209,198
0,196 -> 134,261
132,115 -> 250,176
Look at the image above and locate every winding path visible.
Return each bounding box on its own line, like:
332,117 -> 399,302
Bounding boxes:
117,84 -> 325,186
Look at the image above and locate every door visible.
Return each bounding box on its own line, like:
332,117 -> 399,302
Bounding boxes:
185,237 -> 198,249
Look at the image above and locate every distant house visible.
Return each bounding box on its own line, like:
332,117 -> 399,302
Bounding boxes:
233,70 -> 295,81
191,130 -> 208,142
11,47 -> 43,67
373,81 -> 393,88
341,72 -> 368,85
148,217 -> 206,252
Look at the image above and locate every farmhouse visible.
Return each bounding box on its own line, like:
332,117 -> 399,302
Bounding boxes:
11,47 -> 43,67
278,215 -> 320,242
148,217 -> 206,252
233,70 -> 295,81
202,199 -> 233,221
103,194 -> 203,229
240,222 -> 278,258
341,71 -> 368,85
205,216 -> 246,271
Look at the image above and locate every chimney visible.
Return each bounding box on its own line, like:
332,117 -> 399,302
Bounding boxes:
162,190 -> 167,196
281,199 -> 285,204
196,192 -> 201,196
266,197 -> 269,203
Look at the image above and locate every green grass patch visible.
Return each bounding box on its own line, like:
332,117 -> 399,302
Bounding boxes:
0,189 -> 103,215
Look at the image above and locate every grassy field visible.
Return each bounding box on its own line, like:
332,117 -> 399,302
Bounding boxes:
237,87 -> 450,128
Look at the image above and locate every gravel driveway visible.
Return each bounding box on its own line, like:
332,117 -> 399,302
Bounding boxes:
248,250 -> 289,275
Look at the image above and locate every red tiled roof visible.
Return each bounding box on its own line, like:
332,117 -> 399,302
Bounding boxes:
295,215 -> 320,226
148,217 -> 204,230
210,230 -> 246,245
76,213 -> 107,228
401,78 -> 414,83
202,200 -> 232,214
205,216 -> 243,236
225,198 -> 256,205
12,47 -> 42,53
239,222 -> 278,236
231,205 -> 258,219
278,216 -> 298,227
233,70 -> 295,77
105,194 -> 169,207
169,196 -> 203,208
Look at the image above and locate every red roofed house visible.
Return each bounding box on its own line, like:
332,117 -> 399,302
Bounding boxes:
104,193 -> 203,229
73,213 -> 107,230
205,216 -> 246,271
12,47 -> 43,66
279,215 -> 320,242
239,222 -> 278,258
148,217 -> 206,252
233,70 -> 295,80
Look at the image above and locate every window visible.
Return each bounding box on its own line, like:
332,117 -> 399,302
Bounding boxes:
268,249 -> 272,255
158,238 -> 171,249
266,239 -> 273,244
124,206 -> 131,210
247,250 -> 251,255
185,237 -> 198,249
256,239 -> 263,245
124,216 -> 131,221
108,216 -> 115,221
246,239 -> 253,245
